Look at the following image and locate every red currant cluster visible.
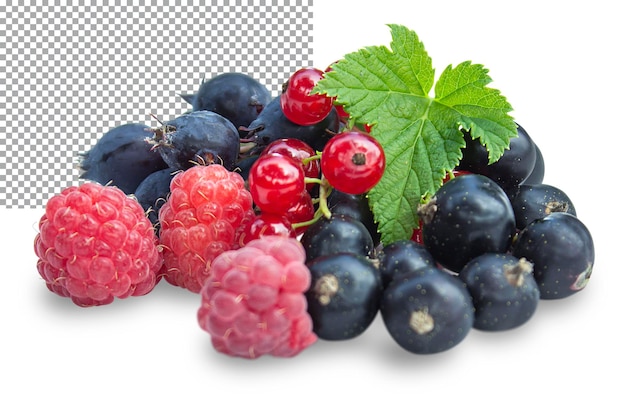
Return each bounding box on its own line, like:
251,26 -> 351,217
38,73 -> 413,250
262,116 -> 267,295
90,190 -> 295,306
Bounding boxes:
242,67 -> 386,242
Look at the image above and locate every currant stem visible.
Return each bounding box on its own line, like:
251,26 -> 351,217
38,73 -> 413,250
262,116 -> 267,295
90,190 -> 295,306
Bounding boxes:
291,177 -> 334,231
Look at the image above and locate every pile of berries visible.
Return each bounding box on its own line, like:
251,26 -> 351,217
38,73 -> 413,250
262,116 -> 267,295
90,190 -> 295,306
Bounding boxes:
34,68 -> 595,358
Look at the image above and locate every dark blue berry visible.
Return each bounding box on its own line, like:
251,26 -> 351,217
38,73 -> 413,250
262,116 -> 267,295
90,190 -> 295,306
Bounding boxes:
512,212 -> 594,299
150,110 -> 240,171
133,166 -> 177,231
458,123 -> 537,192
79,123 -> 169,194
189,72 -> 271,135
509,183 -> 577,230
377,239 -> 435,288
418,174 -> 516,272
381,267 -> 474,354
306,253 -> 383,340
458,253 -> 540,331
300,214 -> 374,262
327,189 -> 380,245
523,141 -> 545,185
242,95 -> 339,153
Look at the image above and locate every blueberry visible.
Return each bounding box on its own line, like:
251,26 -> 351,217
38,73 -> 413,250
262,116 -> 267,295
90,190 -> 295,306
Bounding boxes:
458,253 -> 540,331
512,212 -> 594,299
458,123 -> 537,192
381,267 -> 474,354
150,110 -> 240,171
79,123 -> 169,194
189,72 -> 272,134
418,174 -> 516,272
509,183 -> 577,230
300,214 -> 374,262
243,95 -> 340,153
377,239 -> 435,288
306,253 -> 383,340
133,166 -> 177,231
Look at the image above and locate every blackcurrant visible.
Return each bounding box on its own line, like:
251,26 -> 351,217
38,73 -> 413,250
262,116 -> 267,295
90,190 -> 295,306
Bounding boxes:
511,212 -> 594,299
418,174 -> 516,273
509,183 -> 577,230
300,214 -> 374,262
522,141 -> 545,185
458,253 -> 540,331
327,189 -> 380,245
377,239 -> 435,288
458,123 -> 537,192
380,267 -> 474,354
306,253 -> 383,340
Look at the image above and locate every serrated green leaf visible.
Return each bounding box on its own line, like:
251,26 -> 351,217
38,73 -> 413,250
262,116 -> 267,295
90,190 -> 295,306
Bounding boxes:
314,24 -> 517,245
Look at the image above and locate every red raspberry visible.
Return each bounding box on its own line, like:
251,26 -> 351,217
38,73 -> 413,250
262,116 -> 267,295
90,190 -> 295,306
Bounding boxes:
197,236 -> 318,359
33,182 -> 163,307
158,164 -> 255,293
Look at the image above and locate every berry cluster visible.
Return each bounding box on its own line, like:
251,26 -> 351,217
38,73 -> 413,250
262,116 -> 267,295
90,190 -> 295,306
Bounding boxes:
34,66 -> 594,359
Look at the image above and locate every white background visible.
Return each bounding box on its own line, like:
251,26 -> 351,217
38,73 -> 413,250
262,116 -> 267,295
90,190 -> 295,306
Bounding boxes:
2,0 -> 624,415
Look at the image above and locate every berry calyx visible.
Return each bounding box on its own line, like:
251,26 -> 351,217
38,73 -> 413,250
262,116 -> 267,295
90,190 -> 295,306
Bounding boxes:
320,130 -> 385,195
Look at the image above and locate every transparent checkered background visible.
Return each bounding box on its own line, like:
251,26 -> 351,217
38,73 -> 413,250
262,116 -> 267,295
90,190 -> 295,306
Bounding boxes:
0,0 -> 313,208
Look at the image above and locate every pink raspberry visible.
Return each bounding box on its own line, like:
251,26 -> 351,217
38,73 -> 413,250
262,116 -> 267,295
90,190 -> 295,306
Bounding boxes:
33,182 -> 164,307
197,235 -> 318,359
158,164 -> 255,293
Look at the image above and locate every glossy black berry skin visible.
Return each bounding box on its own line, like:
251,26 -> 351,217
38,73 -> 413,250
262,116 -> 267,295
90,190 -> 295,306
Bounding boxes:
150,110 -> 240,171
306,253 -> 383,340
509,183 -> 577,230
300,214 -> 374,262
244,95 -> 340,153
419,174 -> 516,273
458,253 -> 540,331
79,123 -> 169,195
190,72 -> 272,134
458,123 -> 537,192
512,212 -> 594,299
381,267 -> 474,354
327,189 -> 380,245
377,239 -> 435,288
522,141 -> 545,185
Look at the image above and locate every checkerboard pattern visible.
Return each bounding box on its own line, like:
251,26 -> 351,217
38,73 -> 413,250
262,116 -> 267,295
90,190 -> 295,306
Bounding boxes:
0,1 -> 313,208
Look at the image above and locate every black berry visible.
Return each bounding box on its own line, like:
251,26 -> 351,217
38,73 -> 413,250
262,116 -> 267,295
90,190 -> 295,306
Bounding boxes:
418,174 -> 516,272
512,212 -> 594,299
458,253 -> 540,331
381,267 -> 474,354
306,253 -> 383,340
300,214 -> 374,262
509,183 -> 577,230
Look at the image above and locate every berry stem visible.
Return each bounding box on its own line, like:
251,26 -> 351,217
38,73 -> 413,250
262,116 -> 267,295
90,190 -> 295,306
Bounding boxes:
291,177 -> 334,231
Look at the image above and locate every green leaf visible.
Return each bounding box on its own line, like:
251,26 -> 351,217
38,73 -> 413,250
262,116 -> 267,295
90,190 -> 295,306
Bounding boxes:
313,24 -> 517,245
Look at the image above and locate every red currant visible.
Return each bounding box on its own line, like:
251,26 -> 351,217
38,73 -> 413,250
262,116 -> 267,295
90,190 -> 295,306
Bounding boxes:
260,138 -> 321,190
285,190 -> 316,235
248,153 -> 306,214
237,212 -> 296,245
321,131 -> 385,195
281,67 -> 333,126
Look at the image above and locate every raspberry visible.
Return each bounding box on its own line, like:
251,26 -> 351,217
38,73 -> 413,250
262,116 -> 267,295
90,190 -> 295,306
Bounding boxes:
197,236 -> 318,359
33,182 -> 164,307
158,164 -> 255,293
